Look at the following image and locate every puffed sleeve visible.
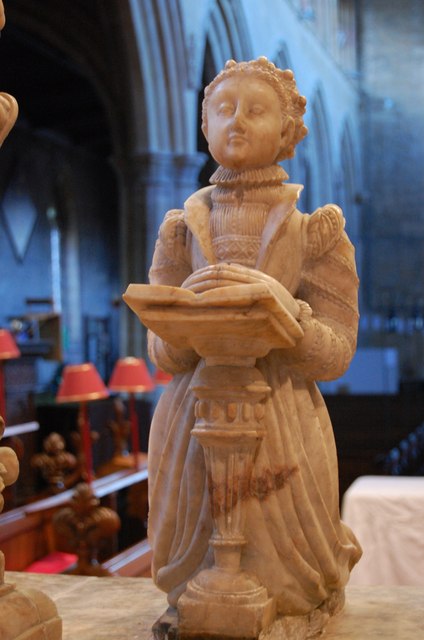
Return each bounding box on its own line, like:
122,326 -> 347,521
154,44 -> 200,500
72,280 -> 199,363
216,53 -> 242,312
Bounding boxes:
281,204 -> 359,381
147,209 -> 200,374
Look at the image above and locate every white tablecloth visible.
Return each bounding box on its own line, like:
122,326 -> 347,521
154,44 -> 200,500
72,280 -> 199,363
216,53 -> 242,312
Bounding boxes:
341,475 -> 424,586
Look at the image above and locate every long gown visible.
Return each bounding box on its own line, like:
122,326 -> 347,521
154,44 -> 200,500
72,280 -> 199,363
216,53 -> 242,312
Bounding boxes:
146,165 -> 362,617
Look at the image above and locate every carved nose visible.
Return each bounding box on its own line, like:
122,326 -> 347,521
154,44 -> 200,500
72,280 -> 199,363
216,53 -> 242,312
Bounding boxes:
232,107 -> 247,130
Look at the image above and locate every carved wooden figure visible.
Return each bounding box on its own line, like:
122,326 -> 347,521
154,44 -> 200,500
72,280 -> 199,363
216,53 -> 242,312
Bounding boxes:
108,397 -> 131,458
124,57 -> 362,640
53,482 -> 120,576
31,432 -> 80,493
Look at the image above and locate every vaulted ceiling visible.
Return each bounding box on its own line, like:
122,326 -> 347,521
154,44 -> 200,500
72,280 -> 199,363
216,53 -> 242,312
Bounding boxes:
0,0 -> 130,157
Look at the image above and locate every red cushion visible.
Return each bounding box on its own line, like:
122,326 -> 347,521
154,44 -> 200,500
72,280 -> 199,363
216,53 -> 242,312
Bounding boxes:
25,551 -> 77,574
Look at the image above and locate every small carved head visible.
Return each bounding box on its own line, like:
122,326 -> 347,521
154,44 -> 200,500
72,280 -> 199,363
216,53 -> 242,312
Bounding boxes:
202,57 -> 308,168
43,432 -> 66,455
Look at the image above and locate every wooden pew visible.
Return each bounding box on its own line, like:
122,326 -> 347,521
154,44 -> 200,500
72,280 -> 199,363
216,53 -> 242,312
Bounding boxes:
0,466 -> 150,576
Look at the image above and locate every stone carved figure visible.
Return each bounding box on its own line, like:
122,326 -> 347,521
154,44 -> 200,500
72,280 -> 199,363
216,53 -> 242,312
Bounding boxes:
0,417 -> 62,639
0,4 -> 61,638
0,418 -> 19,580
125,58 -> 362,639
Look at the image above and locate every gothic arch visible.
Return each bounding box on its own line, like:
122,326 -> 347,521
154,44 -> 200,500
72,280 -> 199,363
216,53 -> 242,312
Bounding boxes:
339,120 -> 360,238
127,0 -> 191,152
197,0 -> 253,185
274,45 -> 304,187
4,0 -> 138,158
274,44 -> 292,74
339,119 -> 363,289
206,0 -> 253,72
305,87 -> 333,209
1,0 -> 125,366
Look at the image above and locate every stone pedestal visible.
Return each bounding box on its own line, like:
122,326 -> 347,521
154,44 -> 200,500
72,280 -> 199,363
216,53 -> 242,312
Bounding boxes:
178,362 -> 275,639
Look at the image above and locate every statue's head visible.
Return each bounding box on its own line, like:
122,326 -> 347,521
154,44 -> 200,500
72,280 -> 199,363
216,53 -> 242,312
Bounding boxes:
202,57 -> 308,170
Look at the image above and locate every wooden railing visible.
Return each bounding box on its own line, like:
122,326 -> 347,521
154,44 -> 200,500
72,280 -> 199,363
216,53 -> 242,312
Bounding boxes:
0,466 -> 151,576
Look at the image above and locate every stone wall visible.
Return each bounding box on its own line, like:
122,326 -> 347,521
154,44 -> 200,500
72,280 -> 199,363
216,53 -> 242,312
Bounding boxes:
359,0 -> 424,378
0,125 -> 120,371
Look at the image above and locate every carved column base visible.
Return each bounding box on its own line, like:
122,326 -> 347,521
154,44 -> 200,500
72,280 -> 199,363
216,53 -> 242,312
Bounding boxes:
155,596 -> 339,640
178,569 -> 275,640
0,581 -> 62,639
157,591 -> 341,640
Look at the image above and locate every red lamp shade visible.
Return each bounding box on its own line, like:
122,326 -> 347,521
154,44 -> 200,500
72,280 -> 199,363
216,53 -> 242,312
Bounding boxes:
154,367 -> 173,386
108,357 -> 154,393
0,329 -> 20,422
56,363 -> 109,403
0,329 -> 20,360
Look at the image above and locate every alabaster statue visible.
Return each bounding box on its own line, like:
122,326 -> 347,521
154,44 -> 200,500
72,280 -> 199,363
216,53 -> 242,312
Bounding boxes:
0,417 -> 19,590
125,57 -> 361,639
0,4 -> 61,638
0,418 -> 62,639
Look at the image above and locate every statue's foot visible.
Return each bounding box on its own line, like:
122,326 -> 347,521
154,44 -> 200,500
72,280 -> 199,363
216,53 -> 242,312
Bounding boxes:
152,606 -> 178,640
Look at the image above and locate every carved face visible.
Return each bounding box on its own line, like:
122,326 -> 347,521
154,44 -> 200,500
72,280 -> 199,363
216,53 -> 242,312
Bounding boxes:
204,76 -> 284,170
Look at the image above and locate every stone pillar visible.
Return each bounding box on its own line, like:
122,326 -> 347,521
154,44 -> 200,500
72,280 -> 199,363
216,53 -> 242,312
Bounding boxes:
114,151 -> 206,356
177,360 -> 276,640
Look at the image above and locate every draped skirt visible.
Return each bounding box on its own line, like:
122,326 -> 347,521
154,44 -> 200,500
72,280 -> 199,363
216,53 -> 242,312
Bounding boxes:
147,351 -> 361,615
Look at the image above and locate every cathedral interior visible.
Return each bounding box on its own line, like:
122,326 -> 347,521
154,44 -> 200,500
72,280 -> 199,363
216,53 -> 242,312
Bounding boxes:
0,0 -> 424,586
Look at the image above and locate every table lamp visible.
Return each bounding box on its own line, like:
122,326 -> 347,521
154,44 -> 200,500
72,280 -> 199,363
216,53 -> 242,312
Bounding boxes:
108,357 -> 154,468
56,363 -> 109,483
0,329 -> 20,423
154,367 -> 173,386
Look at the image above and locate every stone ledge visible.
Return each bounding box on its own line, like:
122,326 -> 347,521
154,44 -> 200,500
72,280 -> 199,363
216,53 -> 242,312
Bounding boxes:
5,573 -> 424,640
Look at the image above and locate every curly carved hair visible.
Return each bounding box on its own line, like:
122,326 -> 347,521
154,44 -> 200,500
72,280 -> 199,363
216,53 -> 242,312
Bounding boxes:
202,57 -> 308,161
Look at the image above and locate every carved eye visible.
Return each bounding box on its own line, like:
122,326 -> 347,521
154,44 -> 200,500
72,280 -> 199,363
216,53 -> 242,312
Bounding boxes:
249,104 -> 265,116
217,103 -> 235,116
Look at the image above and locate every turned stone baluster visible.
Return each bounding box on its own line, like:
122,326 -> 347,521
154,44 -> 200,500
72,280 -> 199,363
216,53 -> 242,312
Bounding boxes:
178,362 -> 276,639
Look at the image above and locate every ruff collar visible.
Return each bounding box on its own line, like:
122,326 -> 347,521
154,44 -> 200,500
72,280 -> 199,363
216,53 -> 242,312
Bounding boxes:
209,164 -> 288,187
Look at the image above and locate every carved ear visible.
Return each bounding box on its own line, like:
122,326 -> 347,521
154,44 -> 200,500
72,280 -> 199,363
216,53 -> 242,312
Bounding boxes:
280,116 -> 295,151
202,122 -> 208,142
